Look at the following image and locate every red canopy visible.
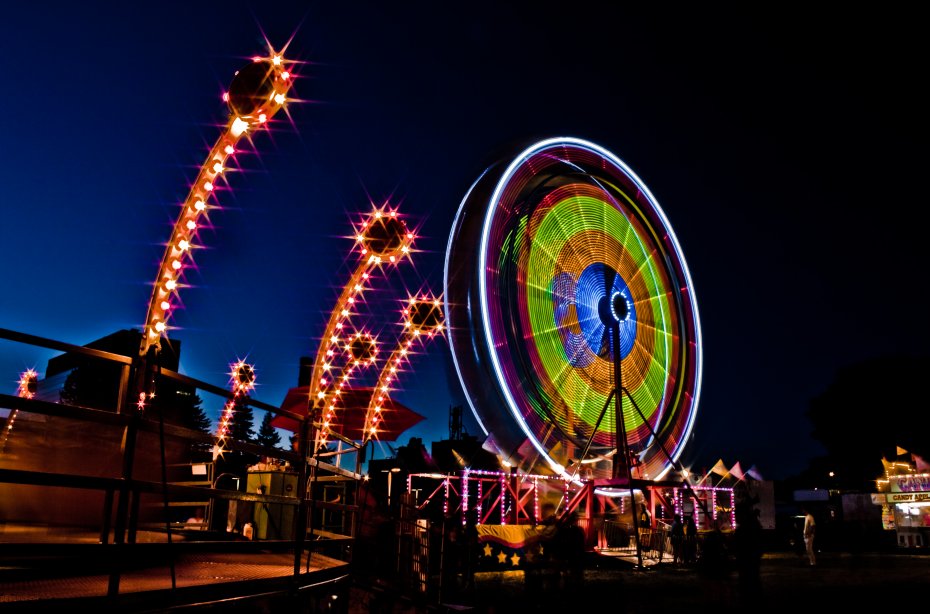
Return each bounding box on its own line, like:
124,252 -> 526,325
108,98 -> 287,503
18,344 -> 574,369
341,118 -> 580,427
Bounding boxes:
270,386 -> 425,442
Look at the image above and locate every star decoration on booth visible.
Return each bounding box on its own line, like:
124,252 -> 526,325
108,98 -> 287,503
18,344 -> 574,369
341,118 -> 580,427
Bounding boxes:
483,543 -> 493,557
510,553 -> 521,566
497,551 -> 507,564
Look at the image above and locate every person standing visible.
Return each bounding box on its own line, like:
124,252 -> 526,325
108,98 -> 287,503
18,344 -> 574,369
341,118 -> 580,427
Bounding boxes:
555,511 -> 586,592
461,508 -> 479,597
697,527 -> 731,609
803,508 -> 816,566
671,515 -> 684,565
684,514 -> 698,564
734,499 -> 764,607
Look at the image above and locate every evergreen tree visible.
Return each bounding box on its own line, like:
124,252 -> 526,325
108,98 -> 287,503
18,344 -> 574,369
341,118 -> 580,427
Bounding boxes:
229,395 -> 256,443
158,387 -> 211,459
185,393 -> 212,434
806,355 -> 930,489
257,411 -> 282,450
220,396 -> 258,475
159,386 -> 210,433
60,369 -> 80,406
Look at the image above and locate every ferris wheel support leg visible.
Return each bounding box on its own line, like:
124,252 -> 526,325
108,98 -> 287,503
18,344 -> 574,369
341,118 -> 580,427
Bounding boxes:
611,324 -> 643,569
570,389 -> 616,482
620,386 -> 713,521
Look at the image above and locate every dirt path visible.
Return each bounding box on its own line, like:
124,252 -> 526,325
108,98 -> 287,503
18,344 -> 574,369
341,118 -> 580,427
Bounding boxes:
455,550 -> 930,613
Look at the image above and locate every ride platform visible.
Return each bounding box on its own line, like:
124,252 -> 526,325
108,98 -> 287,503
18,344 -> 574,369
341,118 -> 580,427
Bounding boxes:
0,524 -> 350,612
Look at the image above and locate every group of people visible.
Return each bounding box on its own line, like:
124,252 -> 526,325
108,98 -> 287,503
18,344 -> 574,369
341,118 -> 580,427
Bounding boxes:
522,502 -> 586,608
670,513 -> 699,565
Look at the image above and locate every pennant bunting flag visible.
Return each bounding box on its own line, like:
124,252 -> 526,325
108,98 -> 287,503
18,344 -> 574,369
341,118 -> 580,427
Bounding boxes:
913,453 -> 930,472
729,462 -> 744,480
709,458 -> 729,476
881,457 -> 892,475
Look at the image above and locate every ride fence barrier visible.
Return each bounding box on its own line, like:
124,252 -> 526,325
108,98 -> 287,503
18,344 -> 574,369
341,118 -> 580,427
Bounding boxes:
0,327 -> 363,608
601,519 -> 673,563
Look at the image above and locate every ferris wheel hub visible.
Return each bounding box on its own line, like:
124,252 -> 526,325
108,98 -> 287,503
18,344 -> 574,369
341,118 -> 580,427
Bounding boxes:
599,291 -> 631,326
611,291 -> 631,323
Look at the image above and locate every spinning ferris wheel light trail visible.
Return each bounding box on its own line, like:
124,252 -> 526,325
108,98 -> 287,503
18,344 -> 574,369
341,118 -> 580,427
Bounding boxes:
445,137 -> 702,484
140,49 -> 296,359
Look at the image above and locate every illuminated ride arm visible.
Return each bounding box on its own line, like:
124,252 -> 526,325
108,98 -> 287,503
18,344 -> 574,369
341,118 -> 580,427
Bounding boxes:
306,208 -> 414,448
140,52 -> 294,358
213,361 -> 256,459
316,331 -> 377,450
363,295 -> 443,443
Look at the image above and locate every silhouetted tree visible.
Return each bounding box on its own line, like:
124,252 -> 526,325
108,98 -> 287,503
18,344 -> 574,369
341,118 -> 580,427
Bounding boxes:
60,363 -> 209,435
218,396 -> 258,477
158,386 -> 209,430
59,369 -> 79,406
161,387 -> 211,458
256,411 -> 282,450
176,390 -> 211,433
806,355 -> 930,489
229,395 -> 256,443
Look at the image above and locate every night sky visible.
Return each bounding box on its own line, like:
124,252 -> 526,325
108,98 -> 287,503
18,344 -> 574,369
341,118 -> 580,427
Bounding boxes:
2,3 -> 926,480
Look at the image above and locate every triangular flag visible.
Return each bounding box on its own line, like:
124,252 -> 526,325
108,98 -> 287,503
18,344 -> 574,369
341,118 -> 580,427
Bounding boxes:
897,446 -> 909,456
709,458 -> 729,477
881,457 -> 892,475
729,462 -> 744,480
913,453 -> 930,472
695,469 -> 710,485
746,465 -> 763,481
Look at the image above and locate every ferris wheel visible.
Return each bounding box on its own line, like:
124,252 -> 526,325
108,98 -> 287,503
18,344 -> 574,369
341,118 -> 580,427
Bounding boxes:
444,137 -> 702,482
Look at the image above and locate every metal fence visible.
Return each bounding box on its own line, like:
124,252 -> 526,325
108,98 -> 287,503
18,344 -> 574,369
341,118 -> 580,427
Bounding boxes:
0,327 -> 362,609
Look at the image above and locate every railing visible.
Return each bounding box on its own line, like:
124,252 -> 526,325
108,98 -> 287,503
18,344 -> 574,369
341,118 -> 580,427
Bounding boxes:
601,519 -> 673,563
0,327 -> 364,607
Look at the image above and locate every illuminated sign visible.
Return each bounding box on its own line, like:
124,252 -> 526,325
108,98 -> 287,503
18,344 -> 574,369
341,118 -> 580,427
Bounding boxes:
886,492 -> 930,503
891,475 -> 930,493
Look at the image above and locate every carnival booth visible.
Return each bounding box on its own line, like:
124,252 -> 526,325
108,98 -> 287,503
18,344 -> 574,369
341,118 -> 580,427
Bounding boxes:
406,466 -> 740,569
873,456 -> 930,548
407,469 -> 576,571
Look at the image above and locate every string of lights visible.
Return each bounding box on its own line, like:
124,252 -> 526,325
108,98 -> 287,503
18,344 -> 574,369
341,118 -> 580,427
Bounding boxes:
212,360 -> 256,460
140,50 -> 296,358
307,207 -> 414,449
362,295 -> 443,442
1,370 -> 38,453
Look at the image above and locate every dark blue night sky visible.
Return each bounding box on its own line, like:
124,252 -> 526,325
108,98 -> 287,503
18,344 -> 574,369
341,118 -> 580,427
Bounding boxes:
2,3 -> 926,479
